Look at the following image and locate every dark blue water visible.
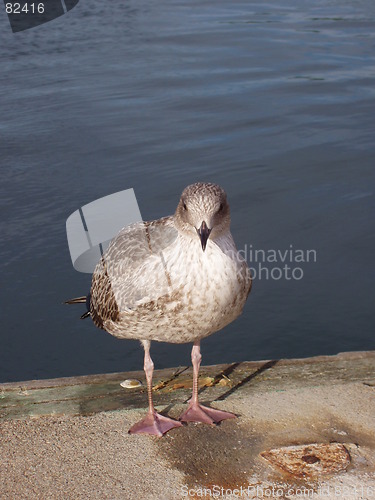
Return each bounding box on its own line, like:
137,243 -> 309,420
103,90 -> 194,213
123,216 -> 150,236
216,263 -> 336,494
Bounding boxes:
1,0 -> 374,382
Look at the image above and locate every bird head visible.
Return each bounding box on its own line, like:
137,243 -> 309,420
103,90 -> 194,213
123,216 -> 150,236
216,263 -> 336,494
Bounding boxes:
174,182 -> 231,251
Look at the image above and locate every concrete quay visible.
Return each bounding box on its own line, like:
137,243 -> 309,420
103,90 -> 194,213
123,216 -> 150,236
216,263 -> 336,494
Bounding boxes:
1,350 -> 374,499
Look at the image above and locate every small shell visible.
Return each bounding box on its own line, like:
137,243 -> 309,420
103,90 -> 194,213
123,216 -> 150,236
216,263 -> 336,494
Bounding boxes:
120,379 -> 142,389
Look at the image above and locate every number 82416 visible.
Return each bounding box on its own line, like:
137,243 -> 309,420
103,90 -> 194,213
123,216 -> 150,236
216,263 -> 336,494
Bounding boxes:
6,3 -> 45,14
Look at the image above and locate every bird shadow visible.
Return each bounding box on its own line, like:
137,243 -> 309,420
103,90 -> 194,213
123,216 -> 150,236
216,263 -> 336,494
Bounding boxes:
215,359 -> 279,401
160,359 -> 279,418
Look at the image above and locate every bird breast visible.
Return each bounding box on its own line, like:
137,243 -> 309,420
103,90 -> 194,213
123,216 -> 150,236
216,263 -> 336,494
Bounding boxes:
103,230 -> 251,344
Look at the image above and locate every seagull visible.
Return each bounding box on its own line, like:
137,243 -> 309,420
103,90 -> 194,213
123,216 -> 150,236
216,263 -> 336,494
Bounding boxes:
66,182 -> 252,436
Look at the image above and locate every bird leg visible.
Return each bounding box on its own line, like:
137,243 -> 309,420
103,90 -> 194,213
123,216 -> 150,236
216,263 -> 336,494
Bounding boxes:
128,340 -> 182,436
179,341 -> 236,424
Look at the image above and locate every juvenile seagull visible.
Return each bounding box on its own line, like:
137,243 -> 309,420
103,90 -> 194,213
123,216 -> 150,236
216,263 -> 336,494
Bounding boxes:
66,182 -> 252,436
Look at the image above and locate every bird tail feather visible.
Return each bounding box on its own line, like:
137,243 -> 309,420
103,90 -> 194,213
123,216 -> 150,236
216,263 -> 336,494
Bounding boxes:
64,294 -> 91,320
64,296 -> 87,305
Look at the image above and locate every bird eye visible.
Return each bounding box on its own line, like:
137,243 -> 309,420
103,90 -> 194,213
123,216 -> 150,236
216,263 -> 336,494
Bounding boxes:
183,202 -> 188,211
218,203 -> 224,212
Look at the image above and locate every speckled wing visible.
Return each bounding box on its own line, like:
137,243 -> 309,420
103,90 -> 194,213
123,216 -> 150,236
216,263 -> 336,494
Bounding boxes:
90,216 -> 178,329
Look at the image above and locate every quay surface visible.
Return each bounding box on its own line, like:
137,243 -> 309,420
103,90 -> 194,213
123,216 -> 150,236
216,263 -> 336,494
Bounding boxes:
1,350 -> 374,499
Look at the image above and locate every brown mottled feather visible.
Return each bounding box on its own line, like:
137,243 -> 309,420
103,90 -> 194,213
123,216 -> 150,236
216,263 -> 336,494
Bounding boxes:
89,217 -> 178,330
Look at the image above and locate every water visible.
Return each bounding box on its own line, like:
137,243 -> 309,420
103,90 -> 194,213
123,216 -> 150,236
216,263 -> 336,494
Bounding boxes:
1,0 -> 374,383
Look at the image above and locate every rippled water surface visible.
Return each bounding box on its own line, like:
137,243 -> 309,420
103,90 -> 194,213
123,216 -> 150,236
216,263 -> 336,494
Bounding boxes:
1,0 -> 374,382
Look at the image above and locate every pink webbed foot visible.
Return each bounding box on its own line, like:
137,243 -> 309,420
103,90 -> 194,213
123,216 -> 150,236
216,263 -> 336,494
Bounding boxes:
179,403 -> 236,425
129,410 -> 183,437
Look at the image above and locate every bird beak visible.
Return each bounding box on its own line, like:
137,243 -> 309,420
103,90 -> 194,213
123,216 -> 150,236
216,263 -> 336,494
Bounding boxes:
197,221 -> 211,251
